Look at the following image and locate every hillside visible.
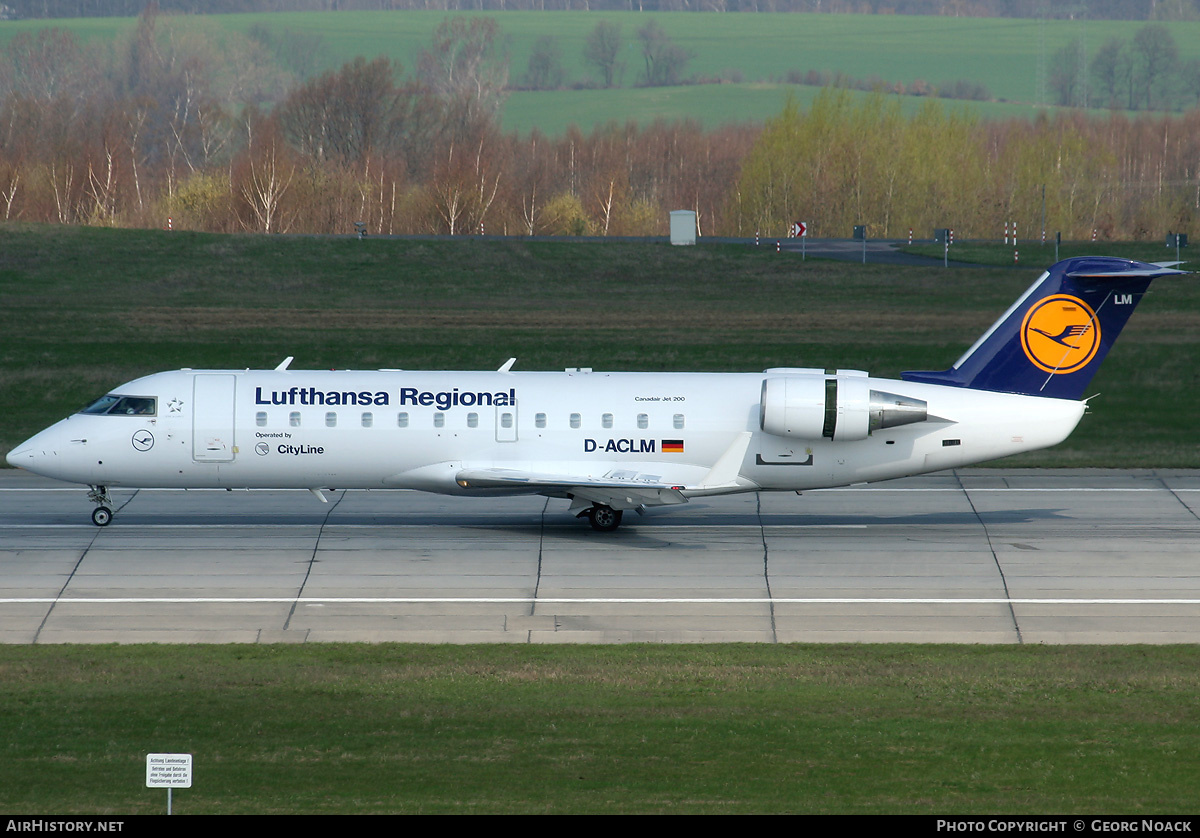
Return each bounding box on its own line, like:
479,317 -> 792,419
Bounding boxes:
3,11 -> 1199,134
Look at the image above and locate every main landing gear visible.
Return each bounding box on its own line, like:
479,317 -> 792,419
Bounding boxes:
579,504 -> 623,532
88,485 -> 114,527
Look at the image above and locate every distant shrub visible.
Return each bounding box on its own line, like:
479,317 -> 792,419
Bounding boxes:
937,79 -> 992,101
782,69 -> 988,102
543,192 -> 590,236
171,172 -> 232,231
909,78 -> 933,97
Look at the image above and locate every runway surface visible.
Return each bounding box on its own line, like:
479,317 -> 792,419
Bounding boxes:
2,469 -> 1199,645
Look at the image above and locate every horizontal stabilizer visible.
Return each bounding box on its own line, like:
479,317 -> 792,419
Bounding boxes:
1066,266 -> 1188,279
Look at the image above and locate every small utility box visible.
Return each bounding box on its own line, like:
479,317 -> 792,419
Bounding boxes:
670,210 -> 696,245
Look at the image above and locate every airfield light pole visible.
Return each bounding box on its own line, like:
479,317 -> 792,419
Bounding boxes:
1041,185 -> 1046,246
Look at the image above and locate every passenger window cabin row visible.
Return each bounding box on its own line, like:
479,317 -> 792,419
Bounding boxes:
253,411 -> 687,430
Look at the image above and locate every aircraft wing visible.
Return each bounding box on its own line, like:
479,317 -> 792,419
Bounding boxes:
454,433 -> 755,511
454,467 -> 690,510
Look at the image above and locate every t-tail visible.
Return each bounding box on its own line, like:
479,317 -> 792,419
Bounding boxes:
902,256 -> 1187,400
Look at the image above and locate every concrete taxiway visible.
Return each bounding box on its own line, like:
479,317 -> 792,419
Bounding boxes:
1,469 -> 1198,645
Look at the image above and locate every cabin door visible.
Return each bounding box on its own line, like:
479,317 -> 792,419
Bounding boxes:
192,374 -> 237,462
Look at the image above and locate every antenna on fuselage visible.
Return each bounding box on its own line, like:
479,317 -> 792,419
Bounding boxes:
275,356 -> 294,371
497,358 -> 516,373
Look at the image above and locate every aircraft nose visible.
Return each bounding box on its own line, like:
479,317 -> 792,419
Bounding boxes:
7,442 -> 43,469
6,429 -> 59,473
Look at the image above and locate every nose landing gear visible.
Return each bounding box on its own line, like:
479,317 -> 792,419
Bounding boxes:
87,485 -> 114,527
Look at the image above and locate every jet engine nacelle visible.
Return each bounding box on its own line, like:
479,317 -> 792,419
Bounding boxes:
760,375 -> 928,441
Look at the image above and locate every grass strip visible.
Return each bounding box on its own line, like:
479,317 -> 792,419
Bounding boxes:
2,644 -> 1199,815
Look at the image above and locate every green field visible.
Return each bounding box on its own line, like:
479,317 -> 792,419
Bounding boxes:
2,224 -> 1197,468
2,644 -> 1200,814
1,11 -> 1196,134
502,81 -> 1047,135
211,11 -> 1200,106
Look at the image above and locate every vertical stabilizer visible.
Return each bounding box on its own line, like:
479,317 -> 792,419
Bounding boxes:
902,257 -> 1186,399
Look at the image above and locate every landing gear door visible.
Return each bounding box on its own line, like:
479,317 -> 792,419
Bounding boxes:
192,374 -> 236,462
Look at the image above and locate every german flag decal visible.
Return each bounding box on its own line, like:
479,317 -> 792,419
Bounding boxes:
662,439 -> 684,453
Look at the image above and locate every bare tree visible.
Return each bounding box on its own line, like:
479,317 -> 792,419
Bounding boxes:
1092,37 -> 1131,109
1049,38 -> 1086,107
279,57 -> 407,168
583,21 -> 622,88
235,112 -> 296,234
1132,24 -> 1179,110
524,35 -> 565,90
48,161 -> 80,224
85,141 -> 118,224
429,118 -> 507,235
0,28 -> 93,111
636,20 -> 691,87
417,17 -> 509,128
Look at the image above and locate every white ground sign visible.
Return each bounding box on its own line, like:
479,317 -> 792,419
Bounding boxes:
146,753 -> 192,788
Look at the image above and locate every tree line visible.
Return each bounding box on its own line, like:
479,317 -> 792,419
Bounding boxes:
0,10 -> 1196,241
736,91 -> 1200,242
3,0 -> 1198,20
1052,23 -> 1200,112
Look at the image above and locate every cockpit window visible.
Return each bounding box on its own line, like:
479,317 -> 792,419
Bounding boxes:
79,395 -> 157,416
111,397 -> 157,415
80,395 -> 121,414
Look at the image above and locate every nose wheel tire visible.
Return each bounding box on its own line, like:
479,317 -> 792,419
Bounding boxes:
587,505 -> 623,532
91,506 -> 113,527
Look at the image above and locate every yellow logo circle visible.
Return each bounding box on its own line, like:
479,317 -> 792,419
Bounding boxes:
1020,294 -> 1100,375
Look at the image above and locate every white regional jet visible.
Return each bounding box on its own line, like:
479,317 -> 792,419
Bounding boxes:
6,256 -> 1186,531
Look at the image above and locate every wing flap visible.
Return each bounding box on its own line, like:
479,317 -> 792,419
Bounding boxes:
455,467 -> 689,509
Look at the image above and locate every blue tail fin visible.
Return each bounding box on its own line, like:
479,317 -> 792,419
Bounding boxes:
902,256 -> 1187,399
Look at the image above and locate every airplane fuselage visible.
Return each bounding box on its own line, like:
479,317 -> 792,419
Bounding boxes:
12,367 -> 1084,497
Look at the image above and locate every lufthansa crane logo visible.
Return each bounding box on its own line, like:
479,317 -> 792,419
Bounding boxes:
1020,294 -> 1101,375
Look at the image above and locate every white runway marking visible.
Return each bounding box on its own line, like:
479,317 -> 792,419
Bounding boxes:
5,597 -> 1200,605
